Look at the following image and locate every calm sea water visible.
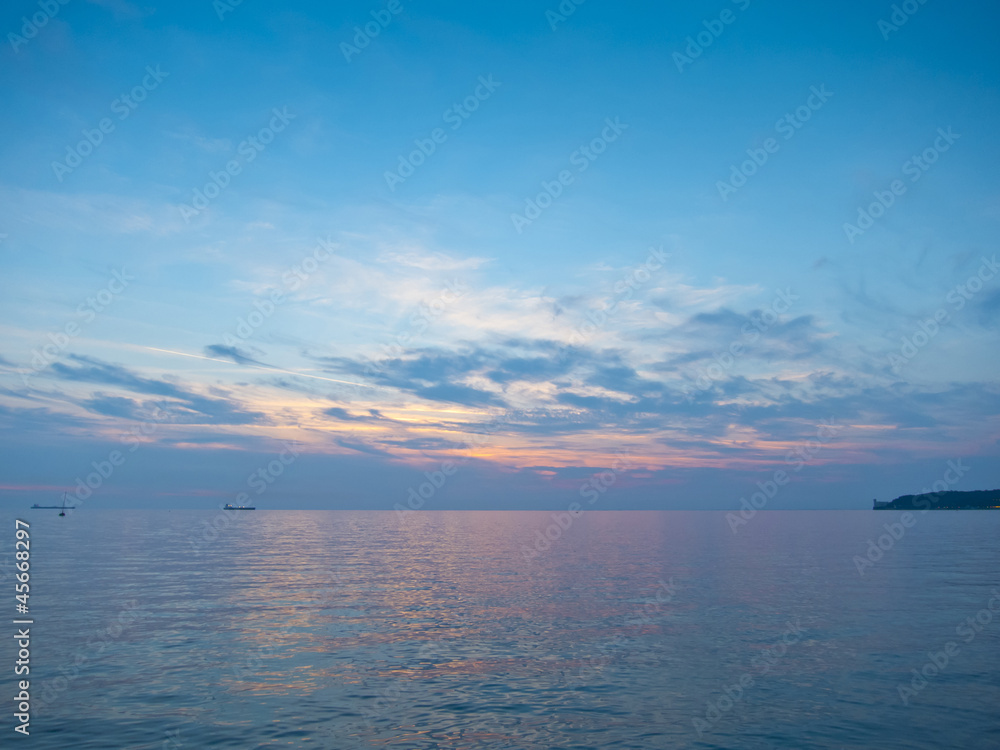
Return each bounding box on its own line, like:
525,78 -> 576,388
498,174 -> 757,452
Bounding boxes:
2,510 -> 999,749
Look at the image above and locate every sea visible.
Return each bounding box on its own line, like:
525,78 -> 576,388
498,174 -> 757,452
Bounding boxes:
2,509 -> 998,749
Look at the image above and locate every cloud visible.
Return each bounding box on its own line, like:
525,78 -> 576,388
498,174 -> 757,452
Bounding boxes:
647,311 -> 835,394
50,355 -> 266,425
314,339 -> 605,408
334,436 -> 394,457
976,289 -> 1000,326
378,250 -> 492,271
414,383 -> 505,408
0,186 -> 186,237
314,340 -> 696,432
383,436 -> 469,451
0,403 -> 94,436
166,129 -> 233,154
82,395 -> 146,420
302,323 -> 1000,463
204,344 -> 268,367
323,407 -> 380,422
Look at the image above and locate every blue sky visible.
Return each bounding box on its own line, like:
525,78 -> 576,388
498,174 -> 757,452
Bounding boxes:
1,0 -> 998,509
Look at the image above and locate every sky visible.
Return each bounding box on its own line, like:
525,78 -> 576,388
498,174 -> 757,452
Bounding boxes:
1,0 -> 998,510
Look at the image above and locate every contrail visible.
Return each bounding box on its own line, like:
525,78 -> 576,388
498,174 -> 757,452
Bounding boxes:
141,346 -> 376,388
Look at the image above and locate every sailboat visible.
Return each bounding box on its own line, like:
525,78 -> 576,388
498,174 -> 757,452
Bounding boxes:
31,492 -> 76,514
31,492 -> 76,516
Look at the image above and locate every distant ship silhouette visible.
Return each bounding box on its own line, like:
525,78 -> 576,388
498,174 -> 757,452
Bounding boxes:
32,492 -> 75,516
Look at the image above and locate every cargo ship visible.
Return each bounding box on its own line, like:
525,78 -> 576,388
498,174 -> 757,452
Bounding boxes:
32,492 -> 75,515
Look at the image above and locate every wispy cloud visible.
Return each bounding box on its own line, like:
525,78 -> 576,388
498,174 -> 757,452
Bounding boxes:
377,250 -> 493,272
50,355 -> 266,425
